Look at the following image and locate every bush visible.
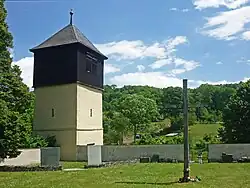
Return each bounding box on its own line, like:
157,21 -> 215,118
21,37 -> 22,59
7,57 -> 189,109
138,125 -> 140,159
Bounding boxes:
22,135 -> 58,149
135,133 -> 183,145
45,135 -> 58,147
23,134 -> 48,148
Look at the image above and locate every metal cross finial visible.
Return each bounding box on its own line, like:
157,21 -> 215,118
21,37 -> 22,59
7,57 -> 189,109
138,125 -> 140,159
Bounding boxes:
70,9 -> 74,25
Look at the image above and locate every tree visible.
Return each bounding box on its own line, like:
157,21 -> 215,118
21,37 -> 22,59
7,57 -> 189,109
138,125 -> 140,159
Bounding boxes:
0,0 -> 35,159
0,100 -> 28,159
104,112 -> 131,145
118,94 -> 159,142
162,87 -> 183,118
219,80 -> 250,143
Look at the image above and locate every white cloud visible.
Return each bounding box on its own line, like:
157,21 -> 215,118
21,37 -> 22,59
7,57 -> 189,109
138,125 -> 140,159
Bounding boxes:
236,57 -> 250,63
110,72 -> 183,88
110,71 -> 250,88
96,36 -> 199,76
95,40 -> 166,61
136,65 -> 145,72
95,36 -> 188,61
193,77 -> 250,86
170,8 -> 178,11
174,58 -> 200,71
194,0 -> 250,10
165,36 -> 188,52
13,57 -> 34,88
150,58 -> 200,74
104,63 -> 120,74
201,6 -> 250,40
182,9 -> 190,12
8,48 -> 14,58
149,37 -> 200,75
169,8 -> 190,12
169,68 -> 187,75
13,56 -> 120,88
150,59 -> 172,69
216,61 -> 223,64
242,31 -> 250,40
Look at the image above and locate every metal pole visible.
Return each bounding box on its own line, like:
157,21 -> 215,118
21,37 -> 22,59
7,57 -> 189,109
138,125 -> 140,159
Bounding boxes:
183,79 -> 190,181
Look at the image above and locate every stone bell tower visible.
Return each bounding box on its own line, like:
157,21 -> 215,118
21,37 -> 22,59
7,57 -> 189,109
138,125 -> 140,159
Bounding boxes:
30,10 -> 108,161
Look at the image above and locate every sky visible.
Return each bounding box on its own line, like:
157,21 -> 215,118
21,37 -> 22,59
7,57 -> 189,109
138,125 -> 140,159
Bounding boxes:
5,0 -> 250,88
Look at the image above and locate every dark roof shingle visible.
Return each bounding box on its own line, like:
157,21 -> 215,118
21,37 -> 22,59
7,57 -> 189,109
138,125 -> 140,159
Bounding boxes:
30,24 -> 107,59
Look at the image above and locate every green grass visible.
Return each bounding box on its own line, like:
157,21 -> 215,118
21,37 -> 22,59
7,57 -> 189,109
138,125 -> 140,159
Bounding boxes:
0,163 -> 250,188
189,123 -> 222,143
188,123 -> 222,161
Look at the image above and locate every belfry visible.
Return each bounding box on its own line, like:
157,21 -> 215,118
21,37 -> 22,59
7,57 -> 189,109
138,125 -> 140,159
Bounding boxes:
30,10 -> 108,160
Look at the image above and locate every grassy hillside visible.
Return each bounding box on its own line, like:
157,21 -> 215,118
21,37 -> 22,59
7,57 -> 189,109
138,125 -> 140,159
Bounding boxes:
189,123 -> 222,143
189,123 -> 222,161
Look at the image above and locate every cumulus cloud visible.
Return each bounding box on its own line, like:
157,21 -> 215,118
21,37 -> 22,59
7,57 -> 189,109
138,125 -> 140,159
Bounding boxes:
136,65 -> 145,72
109,71 -> 250,88
95,36 -> 188,61
148,36 -> 200,74
95,40 -> 166,61
193,77 -> 250,86
96,36 -> 198,76
169,8 -> 190,12
13,57 -> 34,88
216,61 -> 223,65
193,0 -> 250,10
150,59 -> 172,69
150,58 -> 200,73
199,5 -> 250,40
169,69 -> 187,75
242,31 -> 250,40
104,64 -> 120,74
110,72 -> 183,88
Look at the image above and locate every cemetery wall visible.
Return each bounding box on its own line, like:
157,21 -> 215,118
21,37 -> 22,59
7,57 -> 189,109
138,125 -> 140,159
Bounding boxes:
208,144 -> 250,162
0,149 -> 40,166
77,144 -> 184,162
0,145 -> 184,165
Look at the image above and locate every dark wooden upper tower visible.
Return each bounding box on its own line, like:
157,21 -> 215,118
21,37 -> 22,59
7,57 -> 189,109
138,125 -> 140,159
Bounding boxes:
30,10 -> 108,90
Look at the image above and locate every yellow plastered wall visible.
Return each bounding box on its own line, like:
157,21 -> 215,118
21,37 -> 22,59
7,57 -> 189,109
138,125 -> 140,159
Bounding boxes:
33,84 -> 77,161
76,84 -> 103,145
33,83 -> 103,161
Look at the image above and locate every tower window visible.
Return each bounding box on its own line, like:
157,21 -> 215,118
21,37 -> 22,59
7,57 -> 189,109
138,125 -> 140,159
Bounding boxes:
86,53 -> 98,75
86,60 -> 92,73
90,109 -> 93,117
52,108 -> 55,117
92,63 -> 97,74
86,59 -> 97,75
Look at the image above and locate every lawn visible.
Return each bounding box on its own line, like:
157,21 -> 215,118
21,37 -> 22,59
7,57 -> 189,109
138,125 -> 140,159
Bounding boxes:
189,123 -> 222,143
0,162 -> 250,188
188,123 -> 222,161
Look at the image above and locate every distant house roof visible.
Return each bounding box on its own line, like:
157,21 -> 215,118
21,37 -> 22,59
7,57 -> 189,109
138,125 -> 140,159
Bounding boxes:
165,133 -> 179,137
30,24 -> 108,60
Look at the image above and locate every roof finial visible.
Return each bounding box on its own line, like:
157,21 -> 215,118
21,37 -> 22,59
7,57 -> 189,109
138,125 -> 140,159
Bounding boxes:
70,9 -> 74,25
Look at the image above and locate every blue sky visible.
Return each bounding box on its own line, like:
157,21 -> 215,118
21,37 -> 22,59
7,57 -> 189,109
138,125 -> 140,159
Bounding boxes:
5,0 -> 250,88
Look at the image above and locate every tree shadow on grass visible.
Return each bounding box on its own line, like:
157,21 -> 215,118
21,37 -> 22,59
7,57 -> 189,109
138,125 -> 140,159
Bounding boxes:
115,181 -> 178,186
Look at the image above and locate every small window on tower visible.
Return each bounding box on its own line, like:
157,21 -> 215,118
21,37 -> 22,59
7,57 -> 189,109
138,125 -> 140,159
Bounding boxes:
86,60 -> 91,73
90,109 -> 93,117
52,108 -> 55,117
92,63 -> 97,75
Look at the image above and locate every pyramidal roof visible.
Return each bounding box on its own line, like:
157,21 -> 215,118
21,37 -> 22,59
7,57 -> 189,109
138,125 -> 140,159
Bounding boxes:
30,24 -> 107,59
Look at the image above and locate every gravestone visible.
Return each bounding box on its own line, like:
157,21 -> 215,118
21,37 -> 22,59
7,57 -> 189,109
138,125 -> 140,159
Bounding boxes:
140,157 -> 150,163
87,144 -> 102,167
40,147 -> 60,167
